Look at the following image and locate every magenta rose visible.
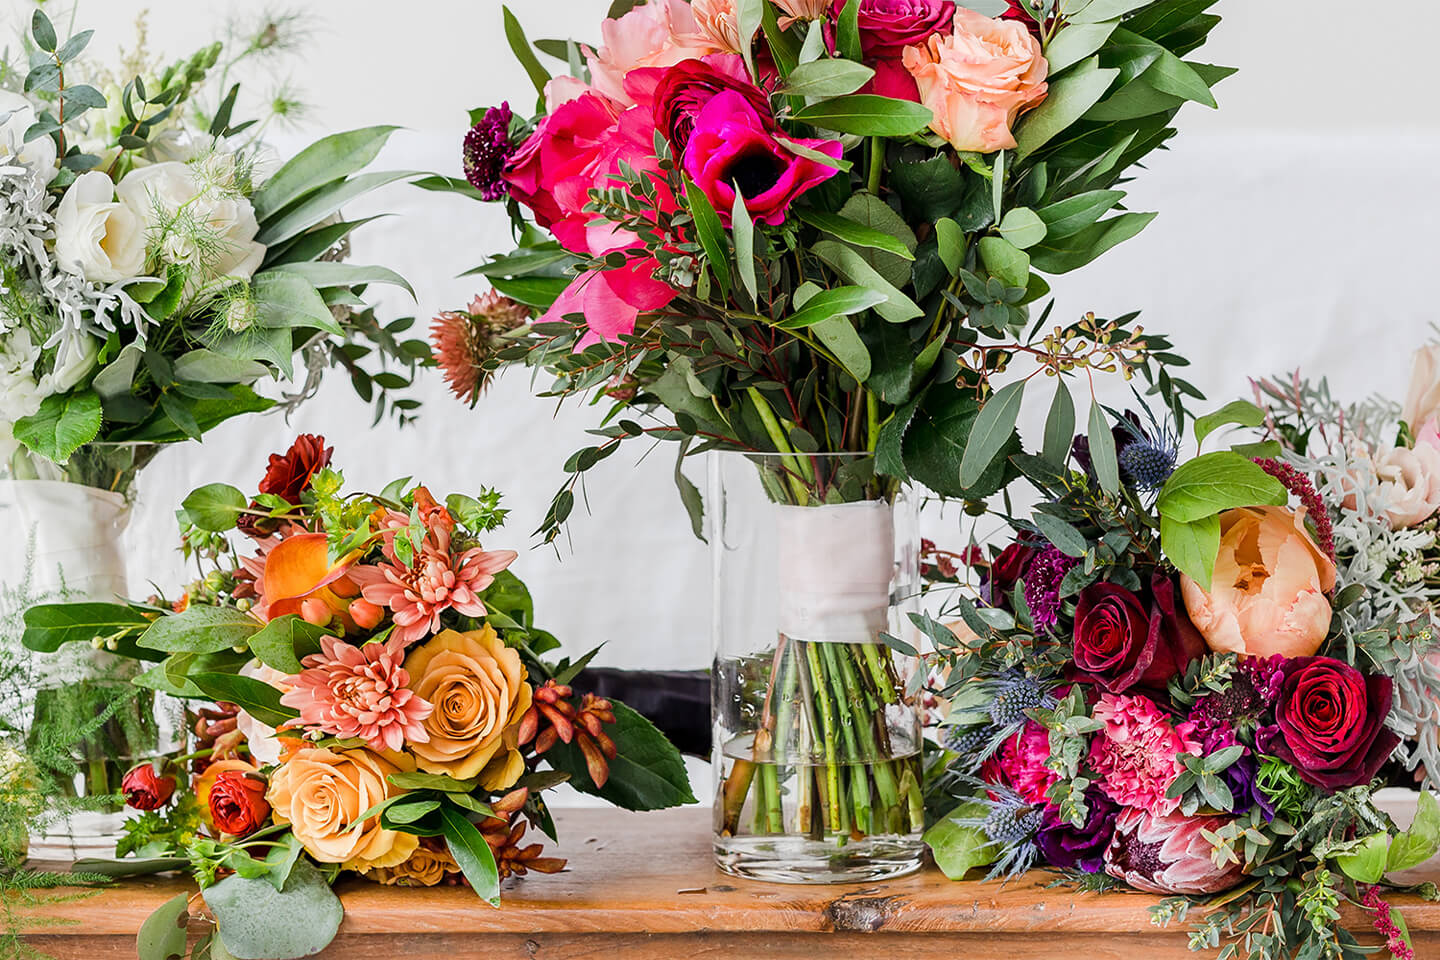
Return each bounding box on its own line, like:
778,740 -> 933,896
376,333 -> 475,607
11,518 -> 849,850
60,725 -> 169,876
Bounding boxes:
835,0 -> 955,55
682,91 -> 842,226
1071,575 -> 1205,693
653,55 -> 771,156
1261,657 -> 1400,790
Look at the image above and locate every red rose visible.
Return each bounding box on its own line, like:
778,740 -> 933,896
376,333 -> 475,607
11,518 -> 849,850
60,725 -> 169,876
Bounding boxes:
209,770 -> 271,837
1262,657 -> 1400,791
121,763 -> 175,810
653,54 -> 771,157
835,0 -> 956,55
1071,575 -> 1205,693
259,434 -> 334,503
988,540 -> 1036,605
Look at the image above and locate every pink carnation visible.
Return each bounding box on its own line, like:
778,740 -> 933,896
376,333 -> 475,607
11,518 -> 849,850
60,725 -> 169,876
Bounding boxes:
981,720 -> 1056,806
1089,693 -> 1201,817
280,635 -> 432,752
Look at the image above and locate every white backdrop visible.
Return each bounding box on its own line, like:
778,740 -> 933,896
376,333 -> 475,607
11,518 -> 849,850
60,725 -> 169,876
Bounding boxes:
7,0 -> 1440,673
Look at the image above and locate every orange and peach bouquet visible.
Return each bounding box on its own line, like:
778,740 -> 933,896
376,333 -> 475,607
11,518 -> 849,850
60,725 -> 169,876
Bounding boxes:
22,435 -> 692,960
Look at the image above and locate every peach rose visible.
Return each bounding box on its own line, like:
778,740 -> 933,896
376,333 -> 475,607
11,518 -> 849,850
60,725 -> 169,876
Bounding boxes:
360,841 -> 458,887
903,7 -> 1048,153
1402,345 -> 1440,432
1180,506 -> 1337,659
403,626 -> 533,787
774,0 -> 831,21
584,0 -> 725,105
1346,443 -> 1440,529
265,747 -> 418,871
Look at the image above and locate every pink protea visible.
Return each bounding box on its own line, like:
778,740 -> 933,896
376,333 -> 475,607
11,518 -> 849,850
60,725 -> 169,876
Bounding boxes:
981,720 -> 1057,806
1104,807 -> 1244,895
280,635 -> 432,752
349,510 -> 517,646
1089,693 -> 1202,816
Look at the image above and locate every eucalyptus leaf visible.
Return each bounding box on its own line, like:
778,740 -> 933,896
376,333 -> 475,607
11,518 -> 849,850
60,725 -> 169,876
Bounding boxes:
205,860 -> 343,960
1042,379 -> 1076,466
1088,402 -> 1120,493
138,605 -> 260,655
252,126 -> 399,221
135,892 -> 189,960
959,380 -> 1025,489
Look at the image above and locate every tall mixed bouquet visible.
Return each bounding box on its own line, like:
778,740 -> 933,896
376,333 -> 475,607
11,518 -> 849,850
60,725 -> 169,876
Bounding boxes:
23,436 -> 693,960
923,346 -> 1440,959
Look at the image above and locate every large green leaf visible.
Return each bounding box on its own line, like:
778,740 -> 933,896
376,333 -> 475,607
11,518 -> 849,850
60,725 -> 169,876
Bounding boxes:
1160,513 -> 1221,589
811,241 -> 922,324
256,169 -> 420,246
924,803 -> 996,880
501,5 -> 550,97
1388,791 -> 1440,873
1156,451 -> 1289,523
810,315 -> 871,383
205,860 -> 343,960
181,483 -> 247,532
253,271 -> 342,335
1028,211 -> 1157,274
189,672 -> 297,728
833,192 -> 918,288
777,59 -> 875,98
1035,189 -> 1126,238
544,699 -> 695,810
683,177 -> 732,300
247,615 -> 331,675
1088,402 -> 1120,493
23,602 -> 150,652
171,349 -> 268,384
1042,379 -> 1076,466
13,390 -> 102,463
138,605 -> 261,655
902,386 -> 1019,499
1193,400 -> 1266,448
1015,56 -> 1120,157
792,95 -> 933,136
776,285 -> 887,330
135,892 -> 188,960
1045,19 -> 1119,75
108,385 -> 274,443
269,262 -> 414,299
440,804 -> 501,906
252,126 -> 399,221
795,208 -> 915,261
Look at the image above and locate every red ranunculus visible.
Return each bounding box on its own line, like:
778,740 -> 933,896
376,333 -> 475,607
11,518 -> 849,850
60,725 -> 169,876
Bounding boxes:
1071,575 -> 1205,693
1262,657 -> 1400,791
121,763 -> 175,810
259,434 -> 333,504
683,91 -> 842,227
209,770 -> 272,837
653,55 -> 771,156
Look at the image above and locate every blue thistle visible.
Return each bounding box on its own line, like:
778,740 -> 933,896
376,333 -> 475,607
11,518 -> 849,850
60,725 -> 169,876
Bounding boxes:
1119,435 -> 1178,491
988,672 -> 1054,727
946,778 -> 1042,880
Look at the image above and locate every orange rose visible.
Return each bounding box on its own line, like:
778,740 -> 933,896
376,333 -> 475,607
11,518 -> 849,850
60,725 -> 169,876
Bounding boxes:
1179,506 -> 1337,659
403,626 -> 532,787
360,841 -> 458,887
265,747 -> 418,871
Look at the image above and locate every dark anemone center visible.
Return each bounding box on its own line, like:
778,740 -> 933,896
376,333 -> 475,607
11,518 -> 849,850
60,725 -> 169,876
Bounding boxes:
724,146 -> 785,199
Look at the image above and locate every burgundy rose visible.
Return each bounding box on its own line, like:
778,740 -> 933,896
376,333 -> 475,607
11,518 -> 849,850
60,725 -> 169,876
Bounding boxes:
209,770 -> 271,838
1071,575 -> 1205,693
1261,657 -> 1400,791
1036,789 -> 1119,873
829,0 -> 955,101
987,540 -> 1036,605
653,55 -> 771,157
121,763 -> 175,810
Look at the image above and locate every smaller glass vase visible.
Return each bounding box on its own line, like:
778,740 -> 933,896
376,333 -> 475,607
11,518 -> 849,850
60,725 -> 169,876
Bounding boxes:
710,452 -> 925,883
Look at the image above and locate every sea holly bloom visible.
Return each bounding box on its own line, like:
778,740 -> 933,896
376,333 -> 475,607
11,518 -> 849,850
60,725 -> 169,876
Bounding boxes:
1088,693 -> 1202,817
462,103 -> 514,201
280,635 -> 433,753
1104,808 -> 1244,895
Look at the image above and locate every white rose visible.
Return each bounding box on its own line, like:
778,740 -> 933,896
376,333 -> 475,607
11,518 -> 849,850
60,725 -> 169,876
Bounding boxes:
53,171 -> 148,284
0,91 -> 57,184
1346,442 -> 1440,530
38,328 -> 101,395
0,329 -> 45,464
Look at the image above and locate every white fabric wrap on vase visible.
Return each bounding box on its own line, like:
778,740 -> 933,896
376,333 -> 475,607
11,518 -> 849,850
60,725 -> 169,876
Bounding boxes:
774,499 -> 895,643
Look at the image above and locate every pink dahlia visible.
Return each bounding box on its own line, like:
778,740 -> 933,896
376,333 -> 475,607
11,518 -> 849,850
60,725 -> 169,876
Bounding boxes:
1089,693 -> 1201,817
981,720 -> 1056,806
280,635 -> 432,752
349,512 -> 517,646
1104,808 -> 1244,895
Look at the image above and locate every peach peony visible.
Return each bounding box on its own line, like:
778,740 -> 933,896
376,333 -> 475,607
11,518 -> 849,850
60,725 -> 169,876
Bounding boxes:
584,0 -> 725,105
903,7 -> 1048,153
1346,443 -> 1440,529
1180,506 -> 1337,659
265,747 -> 418,871
691,0 -> 745,53
1402,344 -> 1440,432
403,626 -> 533,786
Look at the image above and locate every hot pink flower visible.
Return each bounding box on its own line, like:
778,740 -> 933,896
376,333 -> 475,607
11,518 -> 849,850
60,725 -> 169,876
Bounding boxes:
280,635 -> 433,752
981,719 -> 1056,806
1088,693 -> 1201,817
542,260 -> 677,349
1104,808 -> 1244,895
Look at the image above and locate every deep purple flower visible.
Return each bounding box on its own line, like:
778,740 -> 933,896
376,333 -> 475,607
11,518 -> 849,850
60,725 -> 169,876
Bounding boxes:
463,103 -> 514,201
1023,545 -> 1079,631
1037,789 -> 1119,873
1196,722 -> 1275,821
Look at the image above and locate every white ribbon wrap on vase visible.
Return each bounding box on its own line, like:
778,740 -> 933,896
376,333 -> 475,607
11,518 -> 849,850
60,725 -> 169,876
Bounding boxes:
775,499 -> 895,642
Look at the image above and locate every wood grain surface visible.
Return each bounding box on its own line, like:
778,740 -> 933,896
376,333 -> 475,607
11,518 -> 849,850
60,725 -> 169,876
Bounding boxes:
16,807 -> 1438,958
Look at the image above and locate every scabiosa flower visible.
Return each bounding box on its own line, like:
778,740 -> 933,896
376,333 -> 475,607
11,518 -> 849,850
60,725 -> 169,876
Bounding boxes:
462,103 -> 514,201
280,635 -> 433,752
1089,693 -> 1202,816
1022,544 -> 1079,630
430,291 -> 531,404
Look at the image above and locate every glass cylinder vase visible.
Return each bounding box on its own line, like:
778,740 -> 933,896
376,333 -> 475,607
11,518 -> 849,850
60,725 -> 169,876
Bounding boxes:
710,452 -> 924,883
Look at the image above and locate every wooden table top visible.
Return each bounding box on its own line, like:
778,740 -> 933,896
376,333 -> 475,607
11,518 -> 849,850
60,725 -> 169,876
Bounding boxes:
17,806 -> 1440,959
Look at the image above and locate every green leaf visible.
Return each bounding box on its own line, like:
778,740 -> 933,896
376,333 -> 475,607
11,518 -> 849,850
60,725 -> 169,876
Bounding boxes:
386,770 -> 482,793
777,59 -> 875,98
1388,791 -> 1440,873
30,9 -> 56,51
270,261 -> 414,299
1156,451 -> 1289,524
1015,56 -> 1120,157
256,169 -> 419,246
190,672 -> 298,727
1161,513 -> 1221,589
461,246 -> 574,278
1035,189 -> 1125,238
1034,512 -> 1090,558
959,380 -> 1025,489
253,271 -> 343,335
13,390 -> 102,464
835,0 -> 862,59
440,805 -> 501,905
1335,832 -> 1390,885
170,349 -> 267,384
544,699 -> 695,810
776,285 -> 887,330
811,241 -> 922,324
489,275 -> 570,309
1045,19 -> 1119,75
683,177 -> 731,300
1042,379 -> 1076,466
811,315 -> 871,382
1070,0 -> 1152,22
1088,402 -> 1120,493
978,236 -> 1030,289
731,191 -> 757,304
139,606 -> 261,655
206,860 -> 343,959
835,192 -> 918,288
109,385 -> 273,443
502,6 -> 550,97
181,483 -> 247,532
792,95 -> 934,136
253,126 -> 399,221
136,892 -> 188,960
998,207 -> 1047,249
22,602 -> 150,652
903,387 -> 1019,499
796,208 -> 915,261
247,615 -> 332,675
935,218 -> 965,275
1194,400 -> 1266,448
1028,212 -> 1157,274
924,803 -> 996,879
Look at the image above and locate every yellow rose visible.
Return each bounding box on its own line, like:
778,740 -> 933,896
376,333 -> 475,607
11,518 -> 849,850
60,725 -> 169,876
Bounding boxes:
265,747 -> 418,871
360,842 -> 458,887
403,626 -> 532,787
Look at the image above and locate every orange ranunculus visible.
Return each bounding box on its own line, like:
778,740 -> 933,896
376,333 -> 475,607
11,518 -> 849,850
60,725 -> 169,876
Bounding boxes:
1179,506 -> 1337,659
254,533 -> 361,627
194,758 -> 258,833
265,747 -> 418,871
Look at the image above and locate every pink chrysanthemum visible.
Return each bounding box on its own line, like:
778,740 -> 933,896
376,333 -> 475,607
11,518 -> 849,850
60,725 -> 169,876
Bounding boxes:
280,635 -> 432,752
981,720 -> 1057,806
349,512 -> 517,646
1089,693 -> 1202,817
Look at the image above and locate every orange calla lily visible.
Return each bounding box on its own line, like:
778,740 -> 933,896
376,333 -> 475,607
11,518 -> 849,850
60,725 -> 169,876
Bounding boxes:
256,533 -> 361,626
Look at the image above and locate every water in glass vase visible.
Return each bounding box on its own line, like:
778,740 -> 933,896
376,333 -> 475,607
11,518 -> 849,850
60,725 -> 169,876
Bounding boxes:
713,643 -> 925,883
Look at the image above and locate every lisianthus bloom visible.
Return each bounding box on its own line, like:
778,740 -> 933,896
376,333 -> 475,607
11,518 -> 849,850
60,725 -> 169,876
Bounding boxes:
832,0 -> 956,100
403,626 -> 533,785
1036,788 -> 1118,873
252,532 -> 362,628
1261,656 -> 1399,791
904,7 -> 1048,153
266,747 -> 418,871
683,91 -> 842,227
1179,505 -> 1337,659
463,103 -> 514,201
121,763 -> 175,810
208,770 -> 271,838
1104,808 -> 1244,895
584,0 -> 724,106
281,635 -> 433,752
1345,442 -> 1440,529
980,719 -> 1055,806
541,260 -> 677,349
653,55 -> 770,156
1070,575 -> 1204,694
1089,693 -> 1201,817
